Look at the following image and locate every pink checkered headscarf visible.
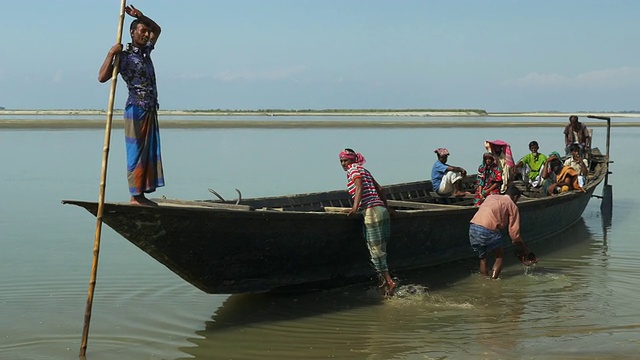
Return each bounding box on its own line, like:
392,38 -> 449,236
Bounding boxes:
434,148 -> 450,156
484,140 -> 515,167
339,149 -> 366,165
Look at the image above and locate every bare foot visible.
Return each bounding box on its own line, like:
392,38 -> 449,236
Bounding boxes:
130,195 -> 158,206
385,279 -> 397,297
522,252 -> 538,266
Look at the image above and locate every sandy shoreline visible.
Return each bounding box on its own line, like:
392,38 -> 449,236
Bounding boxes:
1,109 -> 640,117
1,120 -> 638,130
0,109 -> 485,117
1,110 -> 638,129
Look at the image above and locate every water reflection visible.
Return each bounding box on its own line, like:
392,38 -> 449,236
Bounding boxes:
600,183 -> 613,249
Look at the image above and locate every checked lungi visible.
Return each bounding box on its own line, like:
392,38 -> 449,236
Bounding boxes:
469,223 -> 504,259
362,206 -> 391,273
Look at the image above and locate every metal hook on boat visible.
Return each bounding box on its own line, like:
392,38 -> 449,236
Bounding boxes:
208,188 -> 226,202
235,189 -> 242,205
208,188 -> 243,205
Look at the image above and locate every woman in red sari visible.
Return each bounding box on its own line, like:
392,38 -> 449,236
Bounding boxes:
474,152 -> 503,206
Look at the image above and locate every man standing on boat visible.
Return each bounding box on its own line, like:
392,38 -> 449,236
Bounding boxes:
98,5 -> 164,206
339,148 -> 396,296
469,186 -> 531,279
431,148 -> 470,197
564,115 -> 591,157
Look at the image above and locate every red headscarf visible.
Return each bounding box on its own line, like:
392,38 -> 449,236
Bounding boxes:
339,149 -> 366,165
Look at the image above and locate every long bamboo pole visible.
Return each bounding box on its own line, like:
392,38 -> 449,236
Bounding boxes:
79,0 -> 127,357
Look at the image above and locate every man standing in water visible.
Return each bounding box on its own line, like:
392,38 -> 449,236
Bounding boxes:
98,5 -> 164,206
469,186 -> 532,279
339,148 -> 396,296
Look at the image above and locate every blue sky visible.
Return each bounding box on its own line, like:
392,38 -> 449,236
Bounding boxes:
1,0 -> 639,111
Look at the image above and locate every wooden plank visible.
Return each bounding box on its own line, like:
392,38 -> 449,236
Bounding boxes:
158,199 -> 254,211
323,207 -> 350,213
387,200 -> 468,209
428,192 -> 475,199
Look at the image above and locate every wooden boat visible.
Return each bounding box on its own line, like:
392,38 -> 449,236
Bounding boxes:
63,147 -> 610,294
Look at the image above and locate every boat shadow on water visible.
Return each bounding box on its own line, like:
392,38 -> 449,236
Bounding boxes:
194,216 -> 603,334
196,265 -> 473,337
172,216 -> 610,359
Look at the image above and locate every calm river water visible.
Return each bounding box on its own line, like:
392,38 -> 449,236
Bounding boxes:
1,116 -> 639,359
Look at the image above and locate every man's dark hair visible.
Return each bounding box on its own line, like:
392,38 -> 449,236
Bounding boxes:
569,144 -> 581,152
528,140 -> 539,147
505,185 -> 521,197
130,19 -> 140,32
130,19 -> 151,32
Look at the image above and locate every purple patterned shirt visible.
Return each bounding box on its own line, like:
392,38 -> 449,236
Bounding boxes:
119,42 -> 158,110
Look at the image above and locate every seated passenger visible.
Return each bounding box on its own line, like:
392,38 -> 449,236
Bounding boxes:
563,144 -> 589,188
431,148 -> 470,197
540,151 -> 563,196
474,152 -> 503,206
484,140 -> 516,193
515,140 -> 547,188
556,165 -> 586,193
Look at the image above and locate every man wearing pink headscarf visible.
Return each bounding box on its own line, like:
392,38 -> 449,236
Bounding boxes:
431,148 -> 470,197
339,148 -> 396,296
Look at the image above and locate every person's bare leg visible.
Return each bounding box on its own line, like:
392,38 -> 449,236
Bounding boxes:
382,271 -> 396,296
479,257 -> 489,277
452,181 -> 471,197
491,247 -> 504,279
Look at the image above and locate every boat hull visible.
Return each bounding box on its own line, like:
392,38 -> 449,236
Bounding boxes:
64,149 -> 607,294
66,181 -> 599,294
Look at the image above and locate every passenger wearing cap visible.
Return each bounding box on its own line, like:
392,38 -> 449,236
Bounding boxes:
431,148 -> 470,197
339,148 -> 396,296
515,140 -> 547,188
474,152 -> 503,206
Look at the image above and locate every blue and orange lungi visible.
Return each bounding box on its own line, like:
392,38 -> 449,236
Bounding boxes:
124,104 -> 165,196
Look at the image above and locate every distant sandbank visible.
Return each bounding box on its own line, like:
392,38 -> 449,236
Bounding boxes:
1,109 -> 639,129
0,109 -> 487,117
2,109 -> 640,117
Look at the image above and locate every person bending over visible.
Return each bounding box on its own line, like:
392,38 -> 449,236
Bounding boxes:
339,148 -> 396,296
469,186 -> 531,279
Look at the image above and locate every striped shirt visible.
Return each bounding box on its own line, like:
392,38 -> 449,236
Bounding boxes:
346,164 -> 385,210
